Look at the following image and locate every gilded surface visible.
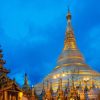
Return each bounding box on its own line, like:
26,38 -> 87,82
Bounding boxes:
35,10 -> 100,97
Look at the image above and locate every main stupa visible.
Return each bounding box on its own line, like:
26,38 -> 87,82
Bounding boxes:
35,9 -> 100,94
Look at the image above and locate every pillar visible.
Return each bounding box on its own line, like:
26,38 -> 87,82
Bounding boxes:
12,95 -> 17,100
0,93 -> 3,100
9,94 -> 11,100
4,91 -> 8,100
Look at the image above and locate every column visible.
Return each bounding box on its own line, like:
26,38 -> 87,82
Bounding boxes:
0,93 -> 3,100
12,95 -> 16,100
4,91 -> 8,100
9,94 -> 11,100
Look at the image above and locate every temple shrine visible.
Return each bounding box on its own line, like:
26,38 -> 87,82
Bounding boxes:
0,48 -> 22,100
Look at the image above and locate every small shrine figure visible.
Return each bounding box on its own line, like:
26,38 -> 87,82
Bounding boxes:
56,78 -> 65,100
43,80 -> 53,100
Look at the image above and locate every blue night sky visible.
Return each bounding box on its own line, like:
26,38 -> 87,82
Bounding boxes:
0,0 -> 100,86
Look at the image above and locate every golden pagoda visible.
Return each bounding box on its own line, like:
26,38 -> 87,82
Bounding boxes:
35,9 -> 100,98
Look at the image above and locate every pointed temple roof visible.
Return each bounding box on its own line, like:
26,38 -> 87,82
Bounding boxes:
40,81 -> 46,96
64,9 -> 77,50
22,73 -> 30,91
54,9 -> 91,71
0,47 -> 9,73
24,73 -> 29,85
57,78 -> 62,91
0,46 -> 22,93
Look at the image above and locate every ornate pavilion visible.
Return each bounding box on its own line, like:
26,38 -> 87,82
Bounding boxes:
0,48 -> 23,100
0,8 -> 100,100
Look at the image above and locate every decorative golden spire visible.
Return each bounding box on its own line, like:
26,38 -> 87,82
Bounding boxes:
64,9 -> 77,50
47,80 -> 49,89
67,8 -> 71,21
57,9 -> 89,70
41,81 -> 46,96
50,82 -> 53,93
43,80 -> 45,90
46,80 -> 53,93
22,73 -> 30,91
58,78 -> 62,91
24,73 -> 28,85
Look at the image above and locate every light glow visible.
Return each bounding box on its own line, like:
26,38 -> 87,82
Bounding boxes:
83,77 -> 89,81
53,75 -> 57,79
57,74 -> 60,78
19,92 -> 23,98
62,73 -> 65,77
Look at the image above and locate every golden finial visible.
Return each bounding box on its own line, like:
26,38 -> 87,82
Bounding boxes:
66,8 -> 71,21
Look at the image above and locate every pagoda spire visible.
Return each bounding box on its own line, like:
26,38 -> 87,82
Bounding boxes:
0,46 -> 9,73
41,81 -> 46,98
58,78 -> 62,91
47,80 -> 49,89
43,81 -> 45,90
24,73 -> 28,85
47,80 -> 53,93
64,9 -> 77,50
22,73 -> 30,92
50,82 -> 53,93
67,79 -> 70,89
56,8 -> 89,70
0,48 -> 6,68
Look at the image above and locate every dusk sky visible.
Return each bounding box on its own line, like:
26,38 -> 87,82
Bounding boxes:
0,0 -> 100,86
